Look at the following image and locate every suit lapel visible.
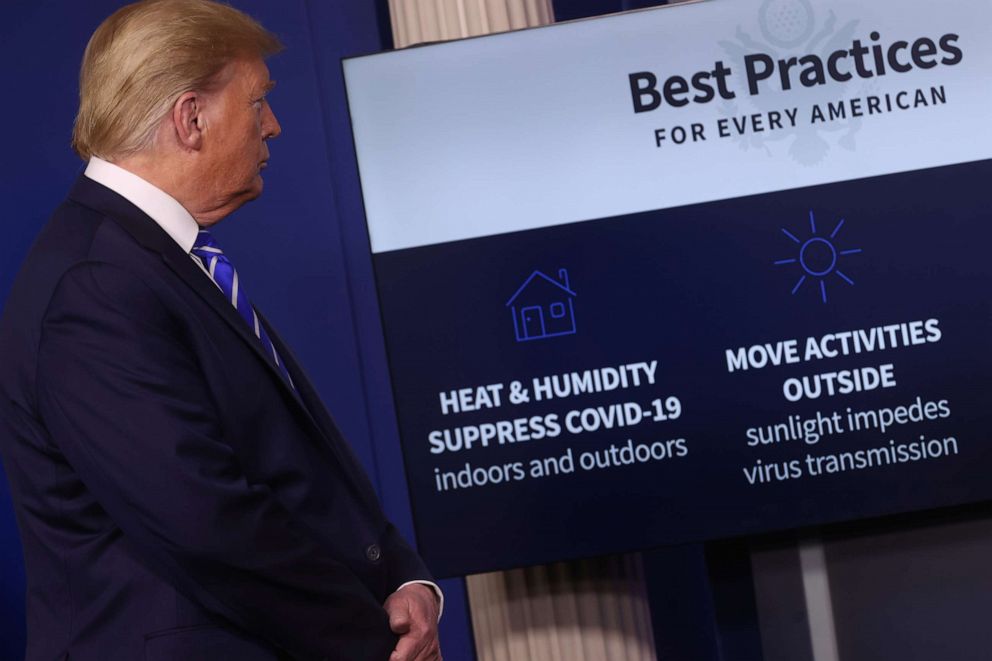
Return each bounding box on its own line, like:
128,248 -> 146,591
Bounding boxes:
68,175 -> 306,410
159,250 -> 306,401
259,312 -> 381,502
257,314 -> 348,449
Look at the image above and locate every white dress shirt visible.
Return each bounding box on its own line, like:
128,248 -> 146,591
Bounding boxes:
85,157 -> 199,255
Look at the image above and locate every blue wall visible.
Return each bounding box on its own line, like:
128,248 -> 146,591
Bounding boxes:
0,1 -> 473,658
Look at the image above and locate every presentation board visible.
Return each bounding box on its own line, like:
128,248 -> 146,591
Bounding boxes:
343,0 -> 992,576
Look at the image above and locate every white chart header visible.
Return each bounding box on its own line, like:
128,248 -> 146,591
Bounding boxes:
344,0 -> 992,253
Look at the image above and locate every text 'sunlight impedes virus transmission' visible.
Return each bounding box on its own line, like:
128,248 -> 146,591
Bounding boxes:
775,210 -> 862,303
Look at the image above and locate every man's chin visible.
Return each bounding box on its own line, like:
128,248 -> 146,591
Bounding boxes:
244,176 -> 264,201
217,181 -> 265,220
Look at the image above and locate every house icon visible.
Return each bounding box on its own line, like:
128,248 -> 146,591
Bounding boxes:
505,268 -> 577,342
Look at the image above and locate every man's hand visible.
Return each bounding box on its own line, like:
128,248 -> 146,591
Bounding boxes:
384,583 -> 442,661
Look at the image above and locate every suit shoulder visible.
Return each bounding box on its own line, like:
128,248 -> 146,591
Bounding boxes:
46,259 -> 171,328
1,199 -> 167,359
0,198 -> 151,408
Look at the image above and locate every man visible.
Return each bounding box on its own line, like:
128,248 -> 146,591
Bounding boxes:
0,1 -> 441,659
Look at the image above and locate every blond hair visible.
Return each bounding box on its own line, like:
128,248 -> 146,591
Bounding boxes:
72,0 -> 282,160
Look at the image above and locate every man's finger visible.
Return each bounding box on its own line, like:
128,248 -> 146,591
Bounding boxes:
388,601 -> 412,633
389,631 -> 427,661
385,583 -> 441,659
413,639 -> 442,661
386,593 -> 414,634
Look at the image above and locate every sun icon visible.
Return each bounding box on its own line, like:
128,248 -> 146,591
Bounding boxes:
775,210 -> 862,303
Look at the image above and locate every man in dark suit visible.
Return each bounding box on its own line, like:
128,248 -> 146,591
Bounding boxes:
0,1 -> 441,659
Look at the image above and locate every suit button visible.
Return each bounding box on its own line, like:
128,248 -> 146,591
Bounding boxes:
365,544 -> 382,563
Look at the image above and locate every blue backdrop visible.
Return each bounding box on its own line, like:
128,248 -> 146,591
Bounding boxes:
0,1 -> 474,658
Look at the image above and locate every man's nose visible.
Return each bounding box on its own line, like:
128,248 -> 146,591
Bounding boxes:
263,103 -> 281,139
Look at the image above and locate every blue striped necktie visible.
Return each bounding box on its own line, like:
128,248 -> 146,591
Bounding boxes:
190,229 -> 294,388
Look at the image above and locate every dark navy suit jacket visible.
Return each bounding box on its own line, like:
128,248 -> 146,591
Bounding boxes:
0,175 -> 431,660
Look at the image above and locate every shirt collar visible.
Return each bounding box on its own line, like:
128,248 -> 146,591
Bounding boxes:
84,157 -> 199,253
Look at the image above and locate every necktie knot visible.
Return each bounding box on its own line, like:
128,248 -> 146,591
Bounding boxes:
191,229 -> 224,257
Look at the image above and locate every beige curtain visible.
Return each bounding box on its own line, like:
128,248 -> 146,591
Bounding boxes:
467,555 -> 656,661
389,0 -> 554,48
385,2 -> 658,659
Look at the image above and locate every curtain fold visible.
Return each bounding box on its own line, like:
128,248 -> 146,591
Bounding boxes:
389,0 -> 554,47
466,556 -> 657,661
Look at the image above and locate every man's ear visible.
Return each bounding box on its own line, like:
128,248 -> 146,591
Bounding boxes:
173,91 -> 204,151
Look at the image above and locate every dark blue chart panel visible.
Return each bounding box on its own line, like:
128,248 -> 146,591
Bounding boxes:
343,0 -> 992,576
374,161 -> 992,575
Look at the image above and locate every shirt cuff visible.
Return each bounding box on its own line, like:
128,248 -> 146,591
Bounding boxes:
397,580 -> 444,621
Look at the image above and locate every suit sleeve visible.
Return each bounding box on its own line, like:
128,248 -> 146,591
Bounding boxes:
36,261 -> 395,661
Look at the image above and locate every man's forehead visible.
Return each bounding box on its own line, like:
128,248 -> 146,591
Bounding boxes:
216,57 -> 272,92
243,58 -> 272,88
